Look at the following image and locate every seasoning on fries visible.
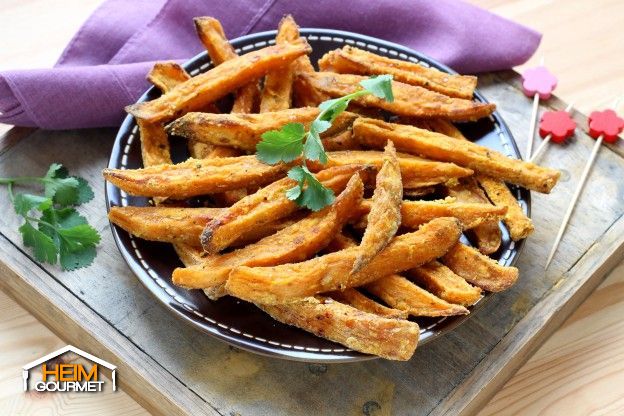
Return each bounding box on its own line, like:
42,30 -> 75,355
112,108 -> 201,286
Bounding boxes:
173,174 -> 364,298
103,156 -> 292,198
225,217 -> 462,304
353,118 -> 561,193
364,274 -> 469,317
319,46 -> 477,99
297,72 -> 495,121
127,41 -> 311,122
104,14 -> 560,360
352,141 -> 402,272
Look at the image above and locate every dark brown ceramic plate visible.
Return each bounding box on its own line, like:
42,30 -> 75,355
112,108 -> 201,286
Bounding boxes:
106,29 -> 529,362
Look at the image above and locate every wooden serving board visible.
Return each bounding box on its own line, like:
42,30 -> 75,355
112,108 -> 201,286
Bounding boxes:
0,70 -> 623,416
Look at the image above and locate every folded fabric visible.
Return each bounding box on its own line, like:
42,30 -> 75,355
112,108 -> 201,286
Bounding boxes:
0,0 -> 541,130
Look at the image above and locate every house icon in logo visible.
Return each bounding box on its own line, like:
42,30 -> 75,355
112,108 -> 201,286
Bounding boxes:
22,345 -> 117,392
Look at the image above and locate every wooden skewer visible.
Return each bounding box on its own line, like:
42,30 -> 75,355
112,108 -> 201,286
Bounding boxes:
525,57 -> 547,160
544,134 -> 604,268
529,102 -> 575,163
525,93 -> 540,159
546,98 -> 624,268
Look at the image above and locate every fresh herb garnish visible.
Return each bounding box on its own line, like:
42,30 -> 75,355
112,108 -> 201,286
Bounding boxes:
0,164 -> 100,270
256,74 -> 394,211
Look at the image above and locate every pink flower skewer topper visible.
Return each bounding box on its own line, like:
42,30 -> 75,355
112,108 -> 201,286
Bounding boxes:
529,103 -> 576,163
545,107 -> 624,268
522,65 -> 558,160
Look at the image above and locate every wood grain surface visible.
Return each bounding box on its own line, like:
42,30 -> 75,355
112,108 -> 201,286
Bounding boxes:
469,1 -> 624,414
480,262 -> 624,415
0,71 -> 621,416
0,295 -> 145,415
469,0 -> 624,115
0,1 -> 623,415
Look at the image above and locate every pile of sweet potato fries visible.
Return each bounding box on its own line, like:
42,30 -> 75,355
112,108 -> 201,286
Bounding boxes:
104,16 -> 560,360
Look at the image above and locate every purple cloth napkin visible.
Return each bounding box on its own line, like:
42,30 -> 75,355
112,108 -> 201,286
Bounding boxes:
0,0 -> 540,130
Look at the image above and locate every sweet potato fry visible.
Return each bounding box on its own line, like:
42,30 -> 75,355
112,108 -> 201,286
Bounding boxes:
167,108 -> 357,152
174,243 -> 206,266
259,297 -> 419,360
174,245 -> 220,306
108,206 -> 295,246
174,244 -> 251,310
327,289 -> 408,319
406,117 -> 460,139
322,232 -> 469,315
145,59 -> 228,162
138,62 -> 193,168
273,15 -> 315,73
293,73 -> 331,107
352,142 -> 402,272
355,199 -> 506,231
297,72 -> 495,122
172,175 -> 364,296
145,66 -> 235,205
231,84 -> 260,114
476,174 -> 534,240
322,129 -> 361,151
143,60 -> 224,273
409,119 -> 503,254
103,156 -> 290,198
186,113 -> 238,165
225,217 -> 462,304
200,165 -> 371,254
353,118 -> 561,193
259,15 -> 313,112
441,243 -> 519,292
194,17 -> 237,64
191,144 -> 241,159
446,178 -> 502,254
259,60 -> 294,112
322,231 -> 358,252
109,206 -> 220,245
169,207 -> 417,362
126,42 -> 311,123
137,119 -> 172,167
400,200 -> 505,230
191,16 -> 260,207
193,16 -> 260,115
147,61 -> 191,91
192,16 -> 254,160
318,46 -> 477,99
407,261 -> 482,306
364,274 -> 469,317
313,150 -> 473,188
417,118 -> 533,242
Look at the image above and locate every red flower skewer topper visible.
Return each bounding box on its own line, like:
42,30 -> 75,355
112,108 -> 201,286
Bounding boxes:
588,109 -> 624,143
545,106 -> 624,268
540,110 -> 576,143
530,103 -> 576,162
522,64 -> 558,160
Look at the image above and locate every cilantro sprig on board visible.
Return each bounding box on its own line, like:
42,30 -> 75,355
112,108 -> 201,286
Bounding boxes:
256,75 -> 394,211
0,164 -> 100,270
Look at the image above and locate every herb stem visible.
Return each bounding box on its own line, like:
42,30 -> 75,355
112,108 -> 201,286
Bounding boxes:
317,89 -> 369,121
0,176 -> 45,185
7,182 -> 15,204
25,216 -> 57,230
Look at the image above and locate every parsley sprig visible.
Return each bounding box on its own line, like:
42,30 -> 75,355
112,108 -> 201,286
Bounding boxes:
0,163 -> 100,270
256,75 -> 394,211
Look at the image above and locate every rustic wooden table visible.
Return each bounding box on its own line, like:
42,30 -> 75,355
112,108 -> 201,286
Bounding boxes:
1,1 -> 623,415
